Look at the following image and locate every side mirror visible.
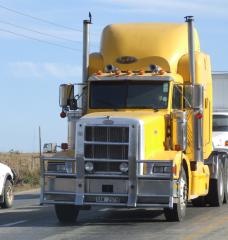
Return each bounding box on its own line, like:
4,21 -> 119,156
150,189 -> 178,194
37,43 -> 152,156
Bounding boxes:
43,143 -> 57,153
184,84 -> 204,109
59,84 -> 77,110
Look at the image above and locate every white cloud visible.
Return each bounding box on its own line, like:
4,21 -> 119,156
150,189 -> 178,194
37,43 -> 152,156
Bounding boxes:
9,61 -> 82,80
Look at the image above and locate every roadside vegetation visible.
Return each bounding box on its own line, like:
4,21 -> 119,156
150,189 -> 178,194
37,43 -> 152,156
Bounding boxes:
0,152 -> 40,191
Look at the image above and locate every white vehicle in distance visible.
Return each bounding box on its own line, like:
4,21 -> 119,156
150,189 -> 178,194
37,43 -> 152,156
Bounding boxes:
213,112 -> 228,150
0,162 -> 15,208
212,73 -> 228,150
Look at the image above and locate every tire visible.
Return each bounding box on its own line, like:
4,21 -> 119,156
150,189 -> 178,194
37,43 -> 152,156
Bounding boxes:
55,205 -> 80,223
164,167 -> 188,222
1,180 -> 14,208
223,163 -> 228,204
191,196 -> 205,207
206,164 -> 224,207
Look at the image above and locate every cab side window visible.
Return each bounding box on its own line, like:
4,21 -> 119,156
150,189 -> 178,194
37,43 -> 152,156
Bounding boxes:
172,85 -> 182,109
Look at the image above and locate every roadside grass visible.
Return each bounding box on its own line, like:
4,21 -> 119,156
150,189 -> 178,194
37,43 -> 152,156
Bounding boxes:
0,152 -> 40,191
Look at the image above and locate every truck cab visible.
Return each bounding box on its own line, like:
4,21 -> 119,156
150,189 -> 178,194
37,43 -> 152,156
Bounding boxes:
0,162 -> 14,208
40,17 -> 228,223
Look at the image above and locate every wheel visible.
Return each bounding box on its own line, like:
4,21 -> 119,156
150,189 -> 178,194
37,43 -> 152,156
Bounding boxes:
1,180 -> 14,208
164,167 -> 188,222
206,164 -> 224,207
223,163 -> 228,204
55,205 -> 80,223
191,196 -> 205,207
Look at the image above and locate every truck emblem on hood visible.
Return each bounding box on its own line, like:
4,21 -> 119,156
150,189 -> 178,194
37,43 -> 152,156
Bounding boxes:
116,56 -> 137,64
103,116 -> 114,124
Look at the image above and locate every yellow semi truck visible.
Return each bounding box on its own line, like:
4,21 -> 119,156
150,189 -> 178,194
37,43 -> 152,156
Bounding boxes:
40,16 -> 228,222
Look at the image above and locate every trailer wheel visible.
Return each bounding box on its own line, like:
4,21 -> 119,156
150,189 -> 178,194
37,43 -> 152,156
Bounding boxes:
164,167 -> 188,222
207,164 -> 224,207
0,180 -> 14,209
223,163 -> 228,204
55,205 -> 80,223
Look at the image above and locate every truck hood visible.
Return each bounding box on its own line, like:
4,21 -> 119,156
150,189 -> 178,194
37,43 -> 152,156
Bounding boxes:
83,110 -> 167,159
84,110 -> 167,123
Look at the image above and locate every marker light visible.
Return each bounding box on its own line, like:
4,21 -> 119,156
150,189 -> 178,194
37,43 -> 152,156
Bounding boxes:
115,69 -> 121,76
61,143 -> 68,150
139,69 -> 145,75
96,70 -> 103,75
195,112 -> 203,119
172,164 -> 177,175
60,111 -> 66,118
159,69 -> 166,75
127,70 -> 132,75
225,141 -> 228,146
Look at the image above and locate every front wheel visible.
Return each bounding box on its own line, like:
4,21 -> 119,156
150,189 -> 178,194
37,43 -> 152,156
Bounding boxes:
0,180 -> 14,208
55,205 -> 80,223
164,167 -> 188,222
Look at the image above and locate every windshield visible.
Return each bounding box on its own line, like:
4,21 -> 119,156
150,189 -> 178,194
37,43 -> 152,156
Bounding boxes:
213,114 -> 228,131
90,81 -> 169,109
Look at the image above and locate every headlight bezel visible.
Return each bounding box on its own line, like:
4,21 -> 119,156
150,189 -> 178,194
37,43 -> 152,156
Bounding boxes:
47,161 -> 73,173
153,165 -> 172,174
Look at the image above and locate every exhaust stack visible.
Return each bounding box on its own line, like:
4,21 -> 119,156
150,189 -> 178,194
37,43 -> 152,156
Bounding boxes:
185,16 -> 203,163
67,14 -> 92,150
185,16 -> 196,86
82,13 -> 92,114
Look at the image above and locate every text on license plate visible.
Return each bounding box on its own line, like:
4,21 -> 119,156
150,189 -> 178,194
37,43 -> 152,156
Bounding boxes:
96,196 -> 120,203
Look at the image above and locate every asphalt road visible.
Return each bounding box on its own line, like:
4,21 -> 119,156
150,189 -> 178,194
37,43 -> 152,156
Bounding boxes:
0,190 -> 228,240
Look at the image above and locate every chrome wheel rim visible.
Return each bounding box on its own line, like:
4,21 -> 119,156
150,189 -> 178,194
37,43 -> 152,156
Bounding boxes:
179,177 -> 187,211
219,170 -> 224,199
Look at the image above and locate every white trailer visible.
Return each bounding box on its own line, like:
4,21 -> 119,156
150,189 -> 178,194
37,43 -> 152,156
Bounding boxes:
0,163 -> 15,208
212,73 -> 228,149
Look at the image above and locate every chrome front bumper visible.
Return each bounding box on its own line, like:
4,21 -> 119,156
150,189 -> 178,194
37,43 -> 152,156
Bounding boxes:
40,157 -> 174,208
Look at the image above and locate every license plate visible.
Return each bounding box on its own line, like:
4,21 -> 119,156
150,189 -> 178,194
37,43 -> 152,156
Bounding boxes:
96,196 -> 120,203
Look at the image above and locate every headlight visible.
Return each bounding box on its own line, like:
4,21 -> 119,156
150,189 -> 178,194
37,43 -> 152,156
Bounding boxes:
47,162 -> 66,173
119,162 -> 128,173
56,163 -> 66,172
85,162 -> 94,172
153,165 -> 172,174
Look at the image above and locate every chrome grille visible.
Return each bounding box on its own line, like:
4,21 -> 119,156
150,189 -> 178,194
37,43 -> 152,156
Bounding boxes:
84,144 -> 128,160
85,126 -> 129,143
84,126 -> 129,172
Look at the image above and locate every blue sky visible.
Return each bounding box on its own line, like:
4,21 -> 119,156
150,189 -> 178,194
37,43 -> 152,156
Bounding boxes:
0,0 -> 227,152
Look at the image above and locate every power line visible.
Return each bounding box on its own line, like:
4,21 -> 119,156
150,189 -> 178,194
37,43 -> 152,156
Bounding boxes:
0,19 -> 82,43
0,3 -> 82,33
0,28 -> 81,51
